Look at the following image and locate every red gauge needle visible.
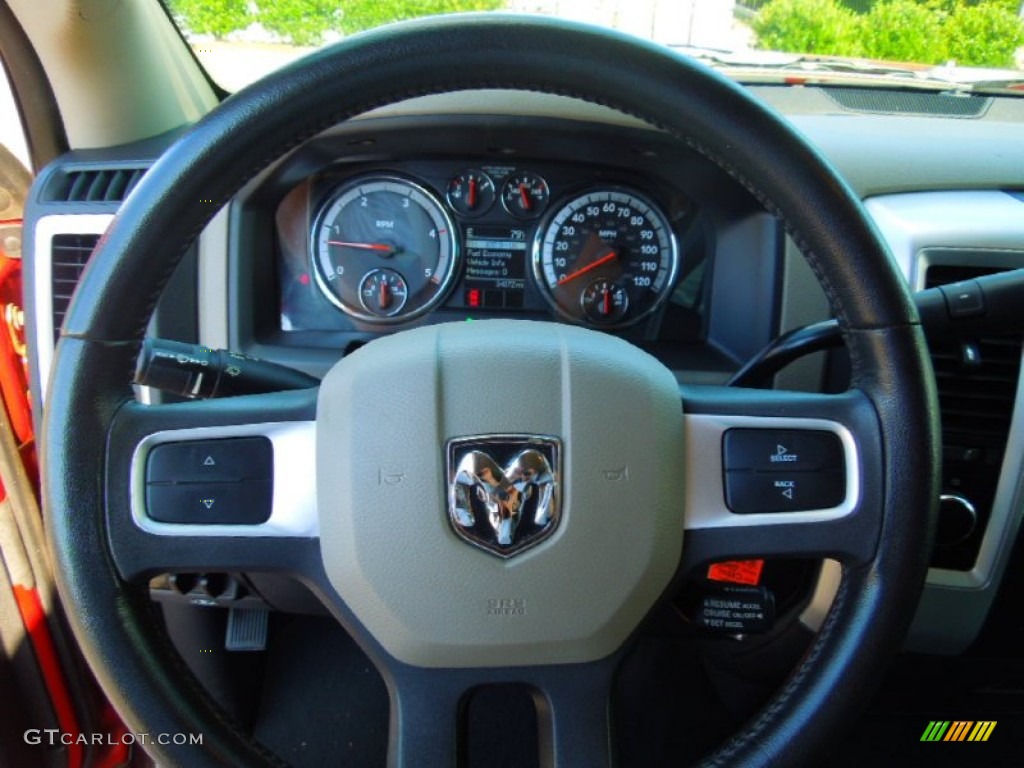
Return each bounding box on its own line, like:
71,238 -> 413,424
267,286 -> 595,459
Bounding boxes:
467,177 -> 478,209
518,183 -> 532,211
379,279 -> 391,309
326,240 -> 396,254
602,286 -> 612,316
556,251 -> 618,286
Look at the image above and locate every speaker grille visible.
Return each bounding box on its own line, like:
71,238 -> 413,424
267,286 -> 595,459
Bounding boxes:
824,87 -> 991,118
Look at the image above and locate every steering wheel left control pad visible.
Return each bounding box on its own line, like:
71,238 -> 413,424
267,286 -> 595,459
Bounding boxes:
317,320 -> 685,668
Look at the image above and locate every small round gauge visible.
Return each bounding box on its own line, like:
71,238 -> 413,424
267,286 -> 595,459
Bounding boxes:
533,188 -> 678,328
446,169 -> 495,217
311,176 -> 458,323
501,172 -> 549,219
581,278 -> 629,324
359,268 -> 408,317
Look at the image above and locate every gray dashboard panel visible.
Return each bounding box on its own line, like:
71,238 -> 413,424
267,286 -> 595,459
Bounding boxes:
761,86 -> 1024,198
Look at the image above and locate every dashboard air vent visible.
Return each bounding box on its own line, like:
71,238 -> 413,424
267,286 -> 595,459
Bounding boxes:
51,233 -> 101,342
45,167 -> 146,203
925,263 -> 1023,570
823,87 -> 991,118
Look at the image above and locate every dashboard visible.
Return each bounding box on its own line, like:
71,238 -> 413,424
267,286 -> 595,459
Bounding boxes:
23,86 -> 1024,659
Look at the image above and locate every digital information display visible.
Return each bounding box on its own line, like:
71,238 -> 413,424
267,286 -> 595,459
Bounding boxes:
460,225 -> 529,310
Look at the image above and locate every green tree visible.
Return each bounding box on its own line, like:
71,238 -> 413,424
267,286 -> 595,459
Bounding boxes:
166,0 -> 507,44
165,0 -> 251,38
256,0 -> 343,45
753,0 -> 1024,67
337,0 -> 505,36
858,0 -> 944,63
944,2 -> 1024,67
752,0 -> 861,56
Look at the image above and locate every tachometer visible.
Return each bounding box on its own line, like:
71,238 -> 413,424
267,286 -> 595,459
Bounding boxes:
533,188 -> 678,328
312,176 -> 458,322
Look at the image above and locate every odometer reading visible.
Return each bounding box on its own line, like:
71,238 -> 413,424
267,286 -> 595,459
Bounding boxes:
533,189 -> 678,328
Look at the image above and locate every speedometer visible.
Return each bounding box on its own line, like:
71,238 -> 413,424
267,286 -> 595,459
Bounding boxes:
533,188 -> 678,328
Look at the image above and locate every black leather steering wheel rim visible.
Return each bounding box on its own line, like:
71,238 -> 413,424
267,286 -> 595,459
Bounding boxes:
42,14 -> 940,767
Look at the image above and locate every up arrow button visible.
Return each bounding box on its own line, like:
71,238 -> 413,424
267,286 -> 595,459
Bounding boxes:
146,436 -> 273,483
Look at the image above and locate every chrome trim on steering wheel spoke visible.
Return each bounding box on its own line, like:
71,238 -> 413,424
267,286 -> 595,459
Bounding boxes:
683,414 -> 860,530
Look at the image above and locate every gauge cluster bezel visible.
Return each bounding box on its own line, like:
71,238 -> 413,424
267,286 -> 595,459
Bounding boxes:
292,157 -> 696,335
227,115 -> 775,380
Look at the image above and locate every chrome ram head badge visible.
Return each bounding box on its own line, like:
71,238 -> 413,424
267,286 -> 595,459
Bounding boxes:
446,435 -> 561,558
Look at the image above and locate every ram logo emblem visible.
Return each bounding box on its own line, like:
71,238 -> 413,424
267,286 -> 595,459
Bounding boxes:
446,435 -> 561,558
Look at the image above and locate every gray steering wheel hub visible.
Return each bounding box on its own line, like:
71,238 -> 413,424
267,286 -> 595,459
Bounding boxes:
318,320 -> 685,667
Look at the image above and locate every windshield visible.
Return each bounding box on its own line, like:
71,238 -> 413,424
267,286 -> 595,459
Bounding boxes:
163,0 -> 1024,94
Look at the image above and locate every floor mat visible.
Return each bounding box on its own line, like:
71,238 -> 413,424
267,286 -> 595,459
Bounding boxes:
253,616 -> 390,767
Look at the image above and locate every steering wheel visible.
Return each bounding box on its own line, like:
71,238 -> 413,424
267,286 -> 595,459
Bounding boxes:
43,14 -> 939,767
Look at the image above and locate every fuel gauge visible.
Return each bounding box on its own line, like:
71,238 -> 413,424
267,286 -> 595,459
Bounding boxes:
502,172 -> 549,219
446,169 -> 495,217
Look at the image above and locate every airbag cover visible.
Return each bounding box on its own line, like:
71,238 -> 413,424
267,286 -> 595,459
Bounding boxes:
317,320 -> 684,667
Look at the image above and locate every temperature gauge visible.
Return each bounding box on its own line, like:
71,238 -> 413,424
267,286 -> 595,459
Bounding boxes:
359,268 -> 408,317
446,169 -> 495,217
581,278 -> 629,324
502,172 -> 549,219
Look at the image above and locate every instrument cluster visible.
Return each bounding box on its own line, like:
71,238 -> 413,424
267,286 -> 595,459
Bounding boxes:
277,160 -> 695,335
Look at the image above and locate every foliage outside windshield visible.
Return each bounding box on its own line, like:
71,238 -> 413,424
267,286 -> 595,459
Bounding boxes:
164,0 -> 1024,92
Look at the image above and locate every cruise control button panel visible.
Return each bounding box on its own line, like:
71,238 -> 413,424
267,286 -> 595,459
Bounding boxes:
723,429 -> 846,514
145,437 -> 273,525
